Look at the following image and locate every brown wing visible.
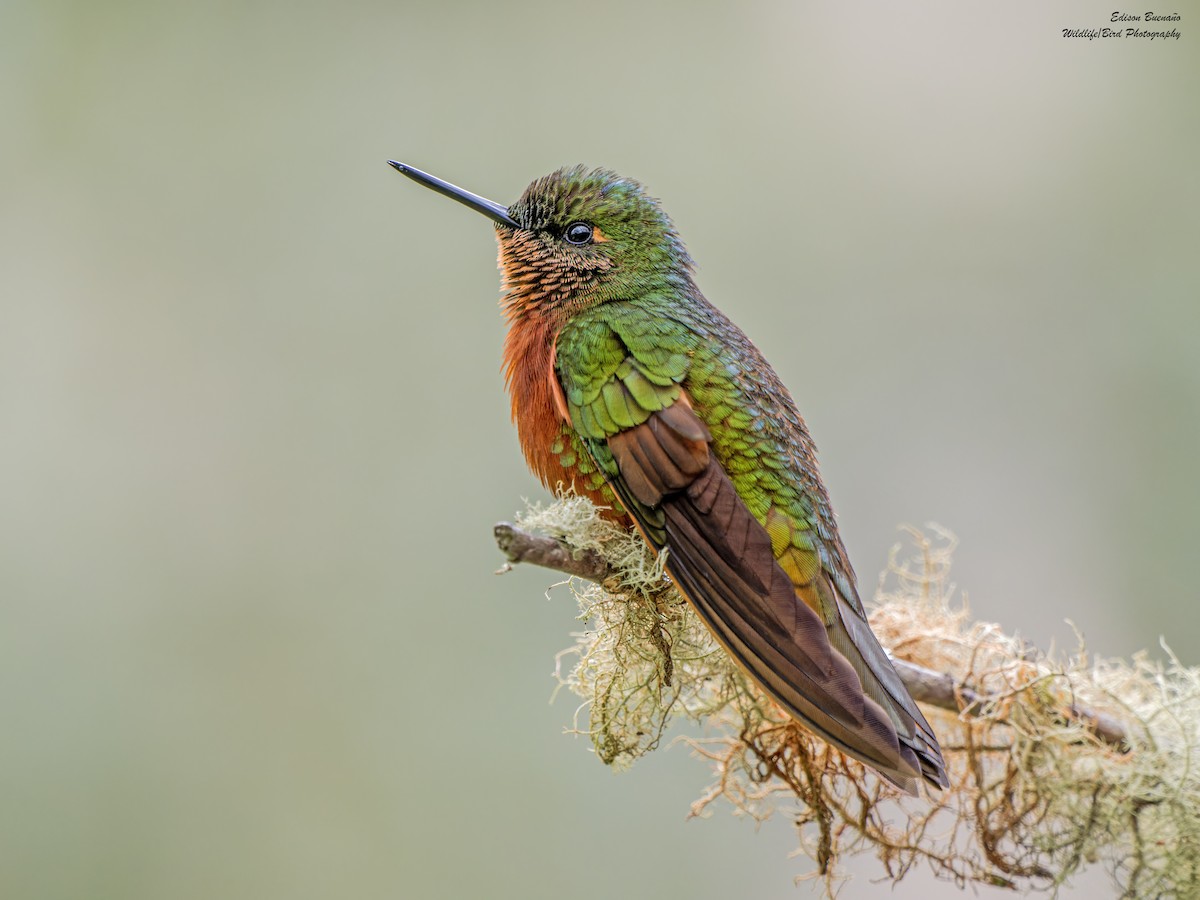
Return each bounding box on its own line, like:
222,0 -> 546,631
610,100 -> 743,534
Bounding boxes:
606,397 -> 944,792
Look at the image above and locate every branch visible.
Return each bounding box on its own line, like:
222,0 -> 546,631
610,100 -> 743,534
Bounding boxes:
493,520 -> 1129,748
495,502 -> 1200,896
494,521 -> 610,581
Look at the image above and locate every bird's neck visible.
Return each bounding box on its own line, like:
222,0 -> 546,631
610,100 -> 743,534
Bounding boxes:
496,231 -> 578,472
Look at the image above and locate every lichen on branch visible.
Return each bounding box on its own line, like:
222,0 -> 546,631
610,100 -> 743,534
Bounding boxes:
498,495 -> 1200,897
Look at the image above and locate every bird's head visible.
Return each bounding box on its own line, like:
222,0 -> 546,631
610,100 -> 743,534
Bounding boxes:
389,162 -> 694,323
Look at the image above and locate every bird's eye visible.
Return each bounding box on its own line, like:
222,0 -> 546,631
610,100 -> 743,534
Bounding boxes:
563,222 -> 594,245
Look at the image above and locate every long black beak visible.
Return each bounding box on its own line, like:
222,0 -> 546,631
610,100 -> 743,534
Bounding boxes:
387,161 -> 519,229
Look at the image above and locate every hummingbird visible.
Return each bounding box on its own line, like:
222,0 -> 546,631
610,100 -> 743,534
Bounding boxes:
388,160 -> 948,793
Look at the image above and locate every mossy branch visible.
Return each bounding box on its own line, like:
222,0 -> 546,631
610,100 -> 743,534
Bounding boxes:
495,522 -> 610,581
495,521 -> 1129,749
493,497 -> 1200,897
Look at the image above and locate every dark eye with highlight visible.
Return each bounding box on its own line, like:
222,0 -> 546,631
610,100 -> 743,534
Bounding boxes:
563,222 -> 594,245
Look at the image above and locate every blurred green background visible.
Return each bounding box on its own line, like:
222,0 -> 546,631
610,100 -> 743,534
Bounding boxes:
2,1 -> 1196,897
